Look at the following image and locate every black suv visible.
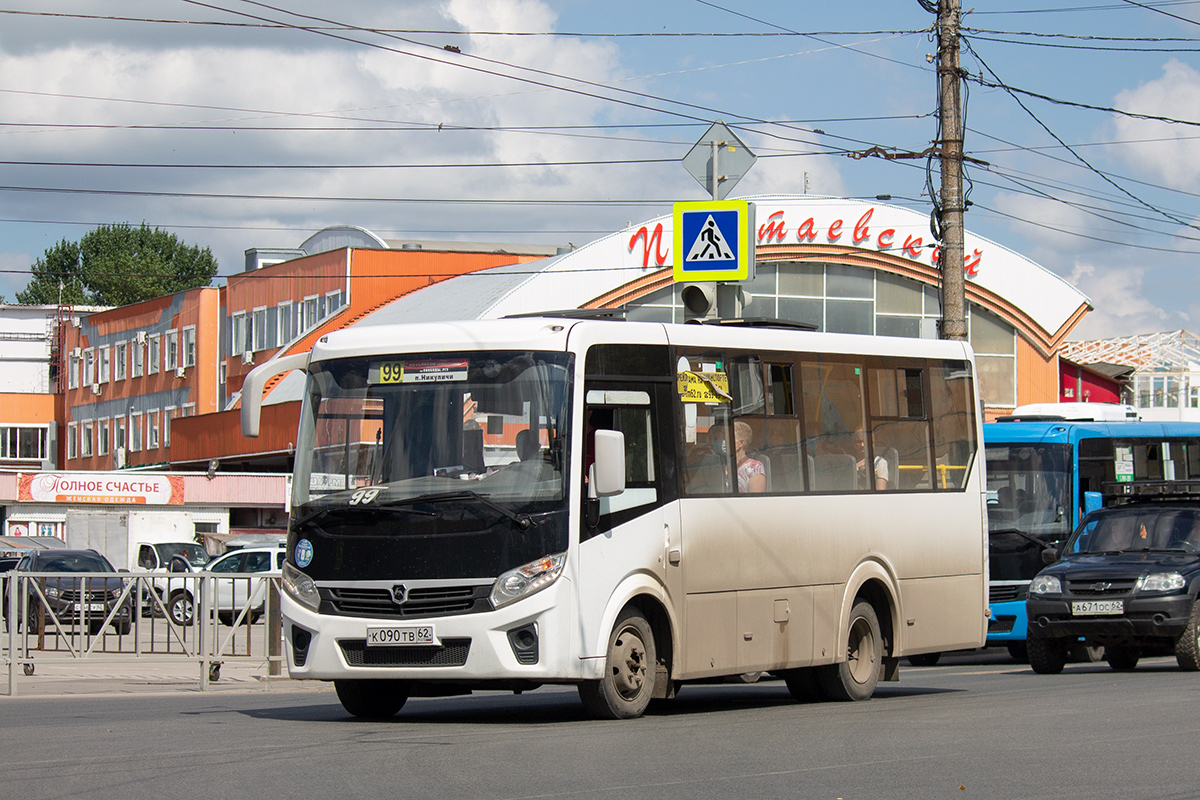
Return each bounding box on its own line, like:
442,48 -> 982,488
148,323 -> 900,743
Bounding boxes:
1026,501 -> 1200,673
17,550 -> 132,635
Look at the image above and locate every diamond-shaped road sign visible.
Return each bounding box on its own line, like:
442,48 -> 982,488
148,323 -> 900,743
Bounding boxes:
681,121 -> 757,201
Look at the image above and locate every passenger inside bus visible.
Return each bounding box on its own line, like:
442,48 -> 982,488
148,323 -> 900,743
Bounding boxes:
731,420 -> 767,493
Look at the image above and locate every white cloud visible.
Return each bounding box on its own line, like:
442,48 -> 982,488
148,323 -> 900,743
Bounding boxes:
1065,261 -> 1185,339
1112,59 -> 1200,190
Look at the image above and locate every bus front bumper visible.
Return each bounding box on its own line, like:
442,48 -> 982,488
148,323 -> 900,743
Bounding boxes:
281,581 -> 586,684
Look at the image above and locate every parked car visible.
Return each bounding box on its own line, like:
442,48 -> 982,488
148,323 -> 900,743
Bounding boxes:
0,556 -> 20,604
17,550 -> 132,635
1026,499 -> 1200,674
165,546 -> 285,627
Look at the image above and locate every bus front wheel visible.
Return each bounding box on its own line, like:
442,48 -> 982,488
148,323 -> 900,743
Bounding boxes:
335,679 -> 410,719
579,608 -> 657,720
817,600 -> 881,702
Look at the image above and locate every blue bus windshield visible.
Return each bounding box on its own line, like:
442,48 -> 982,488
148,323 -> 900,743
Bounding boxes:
984,442 -> 1072,539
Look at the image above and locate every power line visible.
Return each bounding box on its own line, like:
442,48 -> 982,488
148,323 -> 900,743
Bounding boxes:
0,9 -> 924,38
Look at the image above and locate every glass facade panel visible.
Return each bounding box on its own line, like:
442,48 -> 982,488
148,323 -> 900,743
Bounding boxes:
778,262 -> 823,296
970,307 -> 1015,355
876,315 -> 920,339
826,264 -> 873,298
826,299 -> 873,335
977,355 -> 1016,407
778,297 -> 823,330
876,273 -> 923,314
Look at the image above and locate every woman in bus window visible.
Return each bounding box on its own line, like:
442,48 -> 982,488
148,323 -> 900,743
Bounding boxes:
733,420 -> 766,494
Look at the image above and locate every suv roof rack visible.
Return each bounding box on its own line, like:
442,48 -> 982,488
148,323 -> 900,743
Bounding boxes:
503,308 -> 626,321
684,317 -> 819,331
1101,479 -> 1200,503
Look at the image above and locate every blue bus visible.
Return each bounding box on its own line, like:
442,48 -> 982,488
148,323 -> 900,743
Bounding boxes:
983,413 -> 1200,659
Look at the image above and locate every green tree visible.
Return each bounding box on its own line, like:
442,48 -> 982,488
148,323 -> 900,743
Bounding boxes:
17,223 -> 218,306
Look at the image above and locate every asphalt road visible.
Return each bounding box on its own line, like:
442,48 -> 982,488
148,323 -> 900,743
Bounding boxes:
3,650 -> 1198,800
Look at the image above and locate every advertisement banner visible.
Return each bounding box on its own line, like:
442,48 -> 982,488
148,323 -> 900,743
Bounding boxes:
17,473 -> 185,505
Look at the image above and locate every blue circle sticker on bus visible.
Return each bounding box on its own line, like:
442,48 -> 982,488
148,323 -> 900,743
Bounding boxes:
295,539 -> 314,568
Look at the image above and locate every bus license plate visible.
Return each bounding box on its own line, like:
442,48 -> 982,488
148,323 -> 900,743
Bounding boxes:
73,603 -> 107,613
366,625 -> 436,647
1071,600 -> 1124,616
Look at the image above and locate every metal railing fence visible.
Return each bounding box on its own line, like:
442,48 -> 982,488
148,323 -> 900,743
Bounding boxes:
1,570 -> 284,695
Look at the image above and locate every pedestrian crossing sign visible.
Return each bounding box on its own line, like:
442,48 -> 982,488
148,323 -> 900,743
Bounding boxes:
672,200 -> 756,282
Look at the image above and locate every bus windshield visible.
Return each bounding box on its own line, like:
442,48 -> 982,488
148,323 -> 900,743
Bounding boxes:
984,442 -> 1072,538
292,351 -> 573,513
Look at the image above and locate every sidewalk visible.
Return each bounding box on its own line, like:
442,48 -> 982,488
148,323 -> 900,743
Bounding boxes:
1,654 -> 331,698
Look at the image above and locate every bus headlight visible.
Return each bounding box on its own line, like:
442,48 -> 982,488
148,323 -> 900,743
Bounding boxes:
282,561 -> 320,613
1135,572 -> 1185,593
490,553 -> 566,609
1029,575 -> 1061,596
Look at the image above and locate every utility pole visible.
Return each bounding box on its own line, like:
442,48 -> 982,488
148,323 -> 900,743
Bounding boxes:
936,0 -> 968,341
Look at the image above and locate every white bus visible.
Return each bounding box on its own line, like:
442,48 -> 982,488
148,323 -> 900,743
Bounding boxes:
242,315 -> 987,719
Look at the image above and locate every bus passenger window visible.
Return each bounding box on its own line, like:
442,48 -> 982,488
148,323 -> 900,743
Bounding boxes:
801,359 -> 868,492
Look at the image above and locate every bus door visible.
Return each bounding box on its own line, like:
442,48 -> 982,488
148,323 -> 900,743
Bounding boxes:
577,381 -> 680,664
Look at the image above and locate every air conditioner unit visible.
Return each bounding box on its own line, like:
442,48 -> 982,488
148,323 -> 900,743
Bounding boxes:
175,367 -> 186,379
71,317 -> 81,328
90,382 -> 101,396
71,347 -> 82,359
241,350 -> 255,365
136,331 -> 147,344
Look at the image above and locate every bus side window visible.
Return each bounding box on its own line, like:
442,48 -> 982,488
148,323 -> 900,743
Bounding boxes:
868,366 -> 932,491
801,358 -> 868,492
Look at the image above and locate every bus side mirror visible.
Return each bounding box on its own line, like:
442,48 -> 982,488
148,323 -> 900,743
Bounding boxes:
590,430 -> 626,498
1041,547 -> 1059,566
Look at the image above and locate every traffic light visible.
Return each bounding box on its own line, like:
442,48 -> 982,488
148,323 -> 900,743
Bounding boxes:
681,282 -> 718,321
680,282 -> 745,322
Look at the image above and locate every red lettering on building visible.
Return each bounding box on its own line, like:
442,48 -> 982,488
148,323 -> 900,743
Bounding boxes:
852,208 -> 874,245
965,248 -> 983,277
877,228 -> 895,250
628,223 -> 669,268
796,217 -> 818,242
828,218 -> 843,241
902,235 -> 924,259
931,246 -> 940,266
758,210 -> 788,244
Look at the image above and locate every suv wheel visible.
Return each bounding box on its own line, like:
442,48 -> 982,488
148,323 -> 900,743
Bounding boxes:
1028,636 -> 1068,674
1175,600 -> 1200,671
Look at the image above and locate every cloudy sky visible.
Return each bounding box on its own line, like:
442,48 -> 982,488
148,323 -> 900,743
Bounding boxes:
1,0 -> 1199,340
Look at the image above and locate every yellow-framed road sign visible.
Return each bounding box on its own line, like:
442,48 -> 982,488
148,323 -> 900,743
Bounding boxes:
672,199 -> 756,282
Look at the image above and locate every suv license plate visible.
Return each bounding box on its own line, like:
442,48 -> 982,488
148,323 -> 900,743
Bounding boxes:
366,625 -> 436,647
1072,600 -> 1124,616
73,603 -> 107,613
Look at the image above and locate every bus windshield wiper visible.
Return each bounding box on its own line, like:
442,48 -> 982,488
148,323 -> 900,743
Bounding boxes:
989,528 -> 1054,549
383,491 -> 533,530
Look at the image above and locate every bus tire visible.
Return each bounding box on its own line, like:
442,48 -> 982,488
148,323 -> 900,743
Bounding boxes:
1006,641 -> 1028,662
817,600 -> 881,702
1027,635 -> 1067,674
578,608 -> 656,720
781,667 -> 823,703
1106,646 -> 1139,671
1175,600 -> 1200,671
335,679 -> 410,719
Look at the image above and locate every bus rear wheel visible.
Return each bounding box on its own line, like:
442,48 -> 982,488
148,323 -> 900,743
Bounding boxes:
578,608 -> 656,719
334,679 -> 410,719
817,601 -> 881,702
